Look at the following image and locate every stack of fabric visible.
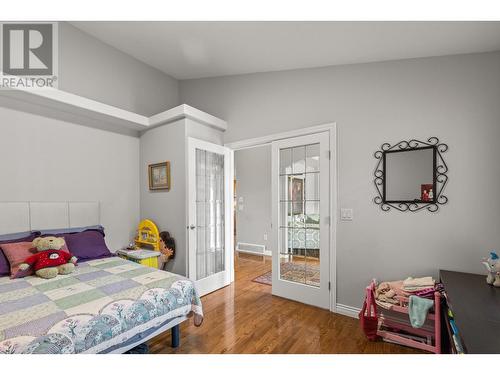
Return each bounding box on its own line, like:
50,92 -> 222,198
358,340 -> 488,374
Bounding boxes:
413,283 -> 444,298
374,276 -> 437,309
402,276 -> 435,292
376,280 -> 405,307
374,276 -> 440,328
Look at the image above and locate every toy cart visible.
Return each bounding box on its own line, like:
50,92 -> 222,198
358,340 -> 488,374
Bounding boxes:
364,280 -> 442,354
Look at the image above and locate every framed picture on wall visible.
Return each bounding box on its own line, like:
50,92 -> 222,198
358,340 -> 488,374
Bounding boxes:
148,161 -> 171,191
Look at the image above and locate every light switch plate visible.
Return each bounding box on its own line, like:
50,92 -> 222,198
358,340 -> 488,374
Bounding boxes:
341,208 -> 353,221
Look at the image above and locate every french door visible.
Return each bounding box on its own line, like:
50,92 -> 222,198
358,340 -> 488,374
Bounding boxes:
271,132 -> 331,309
187,137 -> 233,297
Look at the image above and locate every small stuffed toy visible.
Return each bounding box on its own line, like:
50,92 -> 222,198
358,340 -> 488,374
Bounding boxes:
158,231 -> 176,271
19,237 -> 77,279
482,251 -> 500,287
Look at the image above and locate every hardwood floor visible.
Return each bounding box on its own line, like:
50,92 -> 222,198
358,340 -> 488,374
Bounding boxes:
149,253 -> 422,354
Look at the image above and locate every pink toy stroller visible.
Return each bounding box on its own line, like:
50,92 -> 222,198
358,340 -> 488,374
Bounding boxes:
361,279 -> 442,354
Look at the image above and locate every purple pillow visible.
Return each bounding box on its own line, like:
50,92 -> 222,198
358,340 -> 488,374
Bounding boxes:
0,231 -> 41,276
64,230 -> 112,260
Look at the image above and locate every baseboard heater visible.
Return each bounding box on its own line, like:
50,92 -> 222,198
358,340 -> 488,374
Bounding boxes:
236,242 -> 267,256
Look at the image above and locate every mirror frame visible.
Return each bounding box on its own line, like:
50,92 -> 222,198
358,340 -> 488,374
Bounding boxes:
374,137 -> 449,212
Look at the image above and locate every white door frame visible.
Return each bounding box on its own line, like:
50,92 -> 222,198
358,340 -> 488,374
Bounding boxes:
187,137 -> 234,296
225,123 -> 338,312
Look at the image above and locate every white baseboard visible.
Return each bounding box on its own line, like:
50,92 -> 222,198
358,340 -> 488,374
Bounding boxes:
335,303 -> 361,319
236,242 -> 271,257
237,250 -> 272,257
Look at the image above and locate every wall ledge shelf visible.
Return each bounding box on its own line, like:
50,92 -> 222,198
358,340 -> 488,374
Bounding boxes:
0,87 -> 227,136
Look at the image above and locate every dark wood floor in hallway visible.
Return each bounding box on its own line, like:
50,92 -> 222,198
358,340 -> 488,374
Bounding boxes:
149,253 -> 421,354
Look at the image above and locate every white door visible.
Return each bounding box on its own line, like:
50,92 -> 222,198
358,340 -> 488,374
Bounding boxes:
271,132 -> 330,309
187,137 -> 233,296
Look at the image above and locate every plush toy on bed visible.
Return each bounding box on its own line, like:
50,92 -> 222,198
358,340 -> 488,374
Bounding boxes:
19,237 -> 78,279
482,251 -> 500,287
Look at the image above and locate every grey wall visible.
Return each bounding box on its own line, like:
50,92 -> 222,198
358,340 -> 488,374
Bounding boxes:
185,119 -> 224,145
140,119 -> 224,276
0,106 -> 140,251
234,145 -> 272,251
140,120 -> 187,275
59,22 -> 180,116
0,22 -> 180,258
180,51 -> 500,308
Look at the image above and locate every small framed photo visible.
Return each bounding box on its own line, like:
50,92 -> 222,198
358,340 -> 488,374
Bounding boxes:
420,183 -> 433,202
148,162 -> 171,191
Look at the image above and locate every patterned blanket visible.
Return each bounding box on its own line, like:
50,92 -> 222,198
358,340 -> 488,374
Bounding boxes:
0,257 -> 203,354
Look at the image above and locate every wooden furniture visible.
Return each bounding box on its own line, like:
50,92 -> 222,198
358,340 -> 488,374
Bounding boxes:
440,270 -> 500,354
117,248 -> 161,268
365,280 -> 441,354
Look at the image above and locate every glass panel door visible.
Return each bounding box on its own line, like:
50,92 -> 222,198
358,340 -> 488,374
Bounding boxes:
188,138 -> 232,297
272,131 -> 330,309
279,144 -> 321,287
195,148 -> 225,280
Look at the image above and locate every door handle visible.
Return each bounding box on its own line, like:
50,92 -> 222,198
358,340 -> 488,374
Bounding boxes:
188,225 -> 196,230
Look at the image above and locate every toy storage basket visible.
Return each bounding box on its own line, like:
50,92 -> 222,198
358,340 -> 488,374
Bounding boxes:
363,279 -> 442,354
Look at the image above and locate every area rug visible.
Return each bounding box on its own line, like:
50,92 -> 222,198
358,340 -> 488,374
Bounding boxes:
252,270 -> 272,285
252,262 -> 320,287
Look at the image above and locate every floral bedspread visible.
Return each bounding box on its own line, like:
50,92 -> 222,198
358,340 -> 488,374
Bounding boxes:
0,257 -> 203,354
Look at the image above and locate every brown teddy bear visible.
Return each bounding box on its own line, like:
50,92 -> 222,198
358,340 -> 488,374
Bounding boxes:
19,237 -> 78,279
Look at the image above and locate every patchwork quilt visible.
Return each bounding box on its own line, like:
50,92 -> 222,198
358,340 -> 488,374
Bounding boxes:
0,257 -> 203,354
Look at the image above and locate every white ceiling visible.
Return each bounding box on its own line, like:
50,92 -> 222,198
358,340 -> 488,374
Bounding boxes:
71,21 -> 500,80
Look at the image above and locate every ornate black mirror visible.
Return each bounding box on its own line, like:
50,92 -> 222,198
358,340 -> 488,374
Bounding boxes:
374,137 -> 448,212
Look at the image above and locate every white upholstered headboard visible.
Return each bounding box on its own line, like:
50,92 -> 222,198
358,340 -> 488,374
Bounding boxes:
0,201 -> 100,235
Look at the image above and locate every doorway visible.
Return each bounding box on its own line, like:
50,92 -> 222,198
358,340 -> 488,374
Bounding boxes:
228,124 -> 336,310
233,145 -> 273,285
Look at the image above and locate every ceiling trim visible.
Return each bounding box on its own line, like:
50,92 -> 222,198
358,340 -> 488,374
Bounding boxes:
0,86 -> 227,135
149,104 -> 227,131
225,123 -> 336,150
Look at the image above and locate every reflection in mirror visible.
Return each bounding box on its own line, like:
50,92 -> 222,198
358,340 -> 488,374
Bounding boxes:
385,147 -> 435,202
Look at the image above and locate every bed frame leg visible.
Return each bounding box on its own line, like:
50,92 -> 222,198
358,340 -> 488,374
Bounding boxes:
171,324 -> 180,348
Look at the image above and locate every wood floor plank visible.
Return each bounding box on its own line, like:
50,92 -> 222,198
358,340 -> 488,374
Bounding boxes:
150,254 -> 423,354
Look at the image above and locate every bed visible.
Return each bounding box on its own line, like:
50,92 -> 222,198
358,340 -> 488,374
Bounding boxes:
0,256 -> 203,354
0,201 -> 203,354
